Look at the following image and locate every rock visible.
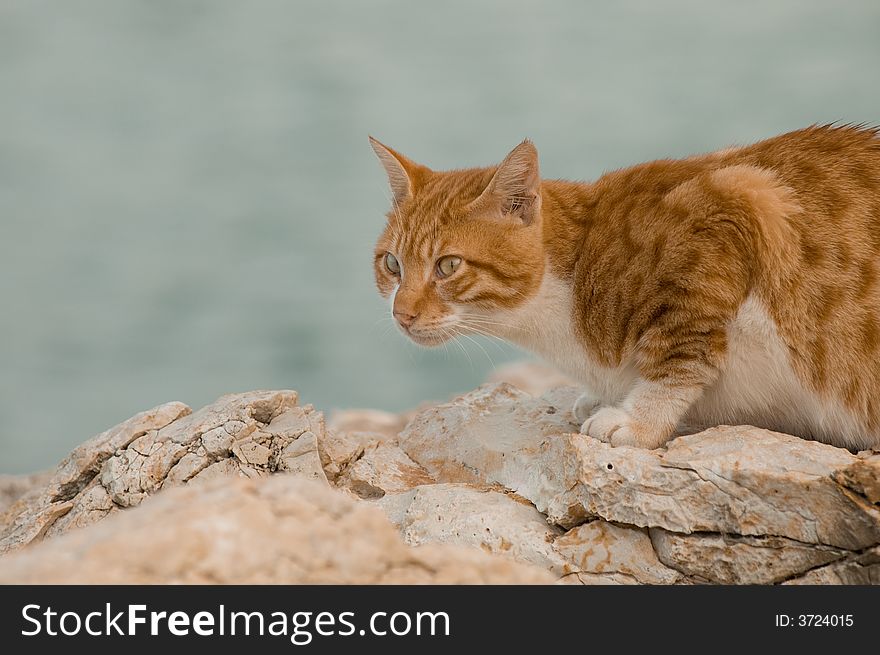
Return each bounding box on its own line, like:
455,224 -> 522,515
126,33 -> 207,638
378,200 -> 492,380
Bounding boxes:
487,360 -> 577,396
397,383 -> 580,486
277,430 -> 326,483
2,367 -> 878,585
833,453 -> 880,504
0,400 -> 190,554
0,471 -> 51,515
0,390 -> 327,554
52,401 -> 193,502
317,430 -> 383,482
399,384 -> 880,551
651,429 -> 879,549
189,458 -> 242,484
0,475 -> 553,584
397,381 -> 880,587
375,482 -> 690,585
342,443 -> 434,499
43,479 -> 118,540
555,521 -> 683,585
379,483 -> 567,575
783,546 -> 880,585
649,529 -> 846,584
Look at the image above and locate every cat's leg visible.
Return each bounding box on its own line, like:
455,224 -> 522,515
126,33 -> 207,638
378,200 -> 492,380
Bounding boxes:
572,389 -> 601,424
581,276 -> 737,447
582,381 -> 706,448
581,308 -> 734,448
578,296 -> 732,448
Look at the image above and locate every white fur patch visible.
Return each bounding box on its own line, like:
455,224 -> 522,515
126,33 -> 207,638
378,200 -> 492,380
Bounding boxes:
493,273 -> 638,404
691,295 -> 875,450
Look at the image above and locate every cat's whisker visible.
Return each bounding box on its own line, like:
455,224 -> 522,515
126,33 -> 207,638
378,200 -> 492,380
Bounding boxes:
455,317 -> 500,328
437,326 -> 451,360
457,317 -> 521,332
461,333 -> 509,354
452,328 -> 497,367
454,321 -> 509,341
456,316 -> 538,338
442,326 -> 464,365
457,310 -> 536,327
452,330 -> 476,372
452,323 -> 512,354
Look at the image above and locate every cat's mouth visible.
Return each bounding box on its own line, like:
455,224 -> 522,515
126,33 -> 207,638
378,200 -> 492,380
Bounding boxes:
400,325 -> 452,347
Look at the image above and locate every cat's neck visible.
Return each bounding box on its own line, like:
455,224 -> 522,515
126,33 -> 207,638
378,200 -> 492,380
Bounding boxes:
539,179 -> 598,278
485,179 -> 597,349
487,179 -> 599,376
493,265 -> 599,383
492,266 -> 574,350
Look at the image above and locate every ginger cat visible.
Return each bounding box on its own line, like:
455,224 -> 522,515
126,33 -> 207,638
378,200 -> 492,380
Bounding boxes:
370,126 -> 880,451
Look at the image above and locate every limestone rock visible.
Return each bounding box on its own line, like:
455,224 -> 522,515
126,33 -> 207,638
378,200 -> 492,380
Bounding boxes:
555,521 -> 682,585
0,390 -> 327,554
375,482 -> 686,585
398,383 -> 580,486
0,475 -> 553,584
342,443 -> 434,499
783,546 -> 880,585
650,529 -> 846,584
399,384 -> 880,551
53,401 -> 193,500
379,483 -> 567,575
317,430 -> 384,482
0,471 -> 51,515
43,478 -> 118,539
2,368 -> 878,585
833,453 -> 880,504
0,400 -> 190,554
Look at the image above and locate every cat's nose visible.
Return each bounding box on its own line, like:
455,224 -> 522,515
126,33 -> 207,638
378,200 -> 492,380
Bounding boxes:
393,310 -> 419,328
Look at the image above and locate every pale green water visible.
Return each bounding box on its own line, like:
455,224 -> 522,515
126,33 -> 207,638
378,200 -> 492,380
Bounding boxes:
1,1 -> 878,473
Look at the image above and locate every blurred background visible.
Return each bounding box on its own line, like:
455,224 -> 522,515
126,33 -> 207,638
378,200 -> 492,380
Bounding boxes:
1,0 -> 878,473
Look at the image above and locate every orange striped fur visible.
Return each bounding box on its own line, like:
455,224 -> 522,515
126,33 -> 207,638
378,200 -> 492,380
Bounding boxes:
371,126 -> 880,450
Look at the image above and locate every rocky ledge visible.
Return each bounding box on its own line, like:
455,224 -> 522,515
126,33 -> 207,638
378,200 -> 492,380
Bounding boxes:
0,362 -> 877,584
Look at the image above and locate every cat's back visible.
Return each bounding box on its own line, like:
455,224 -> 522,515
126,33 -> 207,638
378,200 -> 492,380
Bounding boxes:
727,124 -> 880,229
582,124 -> 880,283
589,124 -> 880,216
733,123 -> 880,180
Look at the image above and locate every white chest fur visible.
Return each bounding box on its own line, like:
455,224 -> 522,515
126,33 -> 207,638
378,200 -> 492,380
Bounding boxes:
492,273 -> 638,404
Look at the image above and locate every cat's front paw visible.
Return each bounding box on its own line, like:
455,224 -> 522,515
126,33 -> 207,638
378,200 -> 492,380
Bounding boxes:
580,406 -> 631,443
580,407 -> 665,449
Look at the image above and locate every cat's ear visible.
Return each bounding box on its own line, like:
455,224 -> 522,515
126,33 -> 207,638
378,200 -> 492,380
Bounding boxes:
472,140 -> 541,225
369,136 -> 429,207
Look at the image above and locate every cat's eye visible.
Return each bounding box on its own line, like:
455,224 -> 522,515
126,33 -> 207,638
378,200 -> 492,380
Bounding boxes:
436,255 -> 462,278
384,252 -> 401,275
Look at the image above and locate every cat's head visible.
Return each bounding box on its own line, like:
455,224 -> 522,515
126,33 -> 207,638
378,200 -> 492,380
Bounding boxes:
371,137 -> 545,346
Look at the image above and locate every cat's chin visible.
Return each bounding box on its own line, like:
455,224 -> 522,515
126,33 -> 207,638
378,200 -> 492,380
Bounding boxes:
404,330 -> 451,347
